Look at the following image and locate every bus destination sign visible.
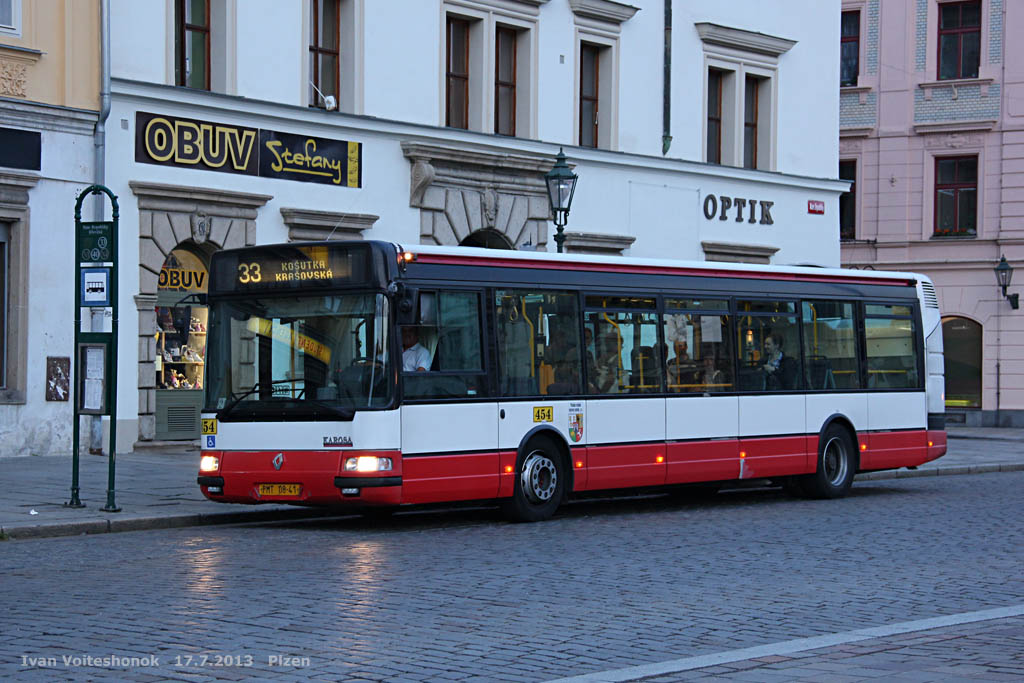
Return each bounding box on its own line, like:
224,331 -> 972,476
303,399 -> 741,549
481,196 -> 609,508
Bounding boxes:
217,245 -> 370,292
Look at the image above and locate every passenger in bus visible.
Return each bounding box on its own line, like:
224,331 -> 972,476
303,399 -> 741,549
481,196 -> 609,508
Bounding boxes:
762,333 -> 796,390
546,325 -> 582,394
697,354 -> 726,391
401,326 -> 431,372
591,332 -> 621,394
667,340 -> 696,387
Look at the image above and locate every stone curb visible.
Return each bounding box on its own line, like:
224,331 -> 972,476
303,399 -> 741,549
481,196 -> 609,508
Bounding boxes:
3,464 -> 1023,540
946,433 -> 1024,442
0,507 -> 339,541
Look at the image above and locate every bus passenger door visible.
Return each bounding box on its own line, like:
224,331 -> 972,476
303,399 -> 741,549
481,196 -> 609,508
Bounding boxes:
400,289 -> 500,504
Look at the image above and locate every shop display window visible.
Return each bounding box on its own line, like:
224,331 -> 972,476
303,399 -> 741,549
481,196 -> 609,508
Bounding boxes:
156,305 -> 208,391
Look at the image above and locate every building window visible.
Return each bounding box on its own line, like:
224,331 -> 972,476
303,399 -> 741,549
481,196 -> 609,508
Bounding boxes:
942,316 -> 981,409
743,75 -> 759,169
697,23 -> 792,170
446,16 -> 470,129
839,160 -> 856,240
0,0 -> 19,35
934,156 -> 977,236
309,0 -> 340,109
495,25 -> 517,136
707,69 -> 723,164
938,0 -> 980,80
840,10 -> 860,86
579,43 -> 600,148
175,0 -> 210,90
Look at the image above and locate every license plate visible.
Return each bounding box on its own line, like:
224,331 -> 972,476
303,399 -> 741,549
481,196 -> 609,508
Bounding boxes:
258,484 -> 301,497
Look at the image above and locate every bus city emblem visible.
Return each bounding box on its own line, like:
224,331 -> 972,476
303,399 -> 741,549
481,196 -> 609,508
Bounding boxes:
568,403 -> 584,443
272,453 -> 284,470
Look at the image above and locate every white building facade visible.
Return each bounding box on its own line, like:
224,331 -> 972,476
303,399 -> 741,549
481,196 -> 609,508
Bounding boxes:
11,0 -> 848,452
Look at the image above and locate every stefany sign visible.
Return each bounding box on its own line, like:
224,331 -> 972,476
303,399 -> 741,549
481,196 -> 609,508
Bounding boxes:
135,112 -> 362,188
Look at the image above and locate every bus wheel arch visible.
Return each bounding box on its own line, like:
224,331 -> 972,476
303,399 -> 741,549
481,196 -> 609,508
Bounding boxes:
800,416 -> 858,499
501,428 -> 570,523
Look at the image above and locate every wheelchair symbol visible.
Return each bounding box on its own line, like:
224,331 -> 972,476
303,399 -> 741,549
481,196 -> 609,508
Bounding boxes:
206,435 -> 216,448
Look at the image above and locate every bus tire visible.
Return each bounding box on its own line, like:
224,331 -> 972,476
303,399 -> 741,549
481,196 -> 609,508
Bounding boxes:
501,435 -> 566,523
801,424 -> 856,499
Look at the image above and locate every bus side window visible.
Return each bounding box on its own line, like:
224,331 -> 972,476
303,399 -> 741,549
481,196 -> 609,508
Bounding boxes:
402,291 -> 486,399
864,304 -> 918,389
801,301 -> 859,390
496,289 -> 582,397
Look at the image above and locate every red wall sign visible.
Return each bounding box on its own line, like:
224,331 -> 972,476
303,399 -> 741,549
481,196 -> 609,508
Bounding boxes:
807,200 -> 825,215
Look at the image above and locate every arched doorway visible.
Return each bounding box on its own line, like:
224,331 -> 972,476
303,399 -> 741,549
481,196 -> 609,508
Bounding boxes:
460,229 -> 514,249
942,316 -> 982,409
155,245 -> 211,440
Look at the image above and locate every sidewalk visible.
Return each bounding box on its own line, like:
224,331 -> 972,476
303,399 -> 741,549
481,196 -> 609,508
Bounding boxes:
1,426 -> 1022,540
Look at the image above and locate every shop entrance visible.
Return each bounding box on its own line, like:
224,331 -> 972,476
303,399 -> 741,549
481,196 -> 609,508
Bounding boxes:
155,246 -> 209,440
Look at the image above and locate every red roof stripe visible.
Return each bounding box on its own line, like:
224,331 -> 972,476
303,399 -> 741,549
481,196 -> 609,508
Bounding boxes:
412,253 -> 915,287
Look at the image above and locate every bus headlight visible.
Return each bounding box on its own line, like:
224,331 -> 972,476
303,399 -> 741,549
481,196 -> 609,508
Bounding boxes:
345,456 -> 393,472
199,455 -> 220,472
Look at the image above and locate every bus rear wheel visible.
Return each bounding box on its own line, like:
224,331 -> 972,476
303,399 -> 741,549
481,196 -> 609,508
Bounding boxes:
800,424 -> 856,499
502,436 -> 566,523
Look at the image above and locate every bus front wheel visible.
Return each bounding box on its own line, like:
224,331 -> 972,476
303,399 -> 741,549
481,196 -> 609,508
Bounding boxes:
800,424 -> 856,499
502,436 -> 565,523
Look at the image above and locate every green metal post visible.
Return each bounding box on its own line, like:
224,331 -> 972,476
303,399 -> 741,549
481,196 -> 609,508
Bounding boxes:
102,189 -> 120,512
66,195 -> 85,508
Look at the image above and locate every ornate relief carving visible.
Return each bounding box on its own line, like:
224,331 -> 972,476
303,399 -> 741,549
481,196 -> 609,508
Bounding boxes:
482,187 -> 498,228
0,59 -> 27,97
190,212 -> 209,243
923,132 -> 984,149
409,159 -> 435,206
839,139 -> 863,153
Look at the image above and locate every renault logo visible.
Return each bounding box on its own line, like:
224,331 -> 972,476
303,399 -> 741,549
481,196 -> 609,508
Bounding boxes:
272,453 -> 284,470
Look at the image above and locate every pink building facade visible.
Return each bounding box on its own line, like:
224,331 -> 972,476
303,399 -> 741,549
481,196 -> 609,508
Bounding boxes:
839,0 -> 1023,426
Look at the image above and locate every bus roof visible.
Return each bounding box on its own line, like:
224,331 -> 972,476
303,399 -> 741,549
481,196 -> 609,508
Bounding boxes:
401,243 -> 924,288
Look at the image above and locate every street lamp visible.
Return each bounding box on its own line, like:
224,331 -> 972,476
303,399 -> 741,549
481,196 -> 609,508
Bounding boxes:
994,255 -> 1019,310
544,148 -> 578,254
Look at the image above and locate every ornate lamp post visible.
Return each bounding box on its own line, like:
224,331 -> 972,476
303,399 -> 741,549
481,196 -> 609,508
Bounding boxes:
994,255 -> 1019,310
544,148 -> 578,254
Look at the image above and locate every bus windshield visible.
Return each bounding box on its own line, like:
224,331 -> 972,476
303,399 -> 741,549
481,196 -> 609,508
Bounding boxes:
205,292 -> 393,420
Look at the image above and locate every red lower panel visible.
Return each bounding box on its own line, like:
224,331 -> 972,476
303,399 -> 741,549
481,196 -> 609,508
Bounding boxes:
861,430 -> 927,470
584,443 -> 666,490
666,440 -> 739,484
402,452 -> 500,504
570,447 -> 588,492
926,430 -> 947,463
201,450 -> 401,505
737,436 -> 810,479
806,435 -> 820,471
498,451 -> 518,498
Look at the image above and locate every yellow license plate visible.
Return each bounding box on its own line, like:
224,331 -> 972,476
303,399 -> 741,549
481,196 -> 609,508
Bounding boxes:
201,418 -> 217,435
258,484 -> 301,497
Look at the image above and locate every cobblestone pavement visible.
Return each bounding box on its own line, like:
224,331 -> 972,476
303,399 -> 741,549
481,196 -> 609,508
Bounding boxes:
2,472 -> 1022,682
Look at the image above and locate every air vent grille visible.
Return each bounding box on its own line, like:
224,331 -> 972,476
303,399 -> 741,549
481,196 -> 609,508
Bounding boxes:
167,406 -> 198,431
920,281 -> 939,309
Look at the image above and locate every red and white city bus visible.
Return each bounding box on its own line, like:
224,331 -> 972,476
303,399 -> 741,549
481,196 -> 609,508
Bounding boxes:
197,241 -> 947,521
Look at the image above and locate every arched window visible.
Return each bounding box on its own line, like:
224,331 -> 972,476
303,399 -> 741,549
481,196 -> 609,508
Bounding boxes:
942,316 -> 981,409
460,229 -> 513,250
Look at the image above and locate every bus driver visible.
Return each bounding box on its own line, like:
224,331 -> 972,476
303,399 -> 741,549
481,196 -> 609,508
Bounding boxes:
402,326 -> 431,372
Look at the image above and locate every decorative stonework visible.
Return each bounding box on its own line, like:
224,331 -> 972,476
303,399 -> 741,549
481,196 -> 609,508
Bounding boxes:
568,0 -> 639,25
130,182 -> 271,442
280,207 -> 378,241
0,59 -> 27,97
922,132 -> 985,149
401,141 -> 555,250
695,22 -> 796,58
701,240 -> 779,265
562,231 -> 635,255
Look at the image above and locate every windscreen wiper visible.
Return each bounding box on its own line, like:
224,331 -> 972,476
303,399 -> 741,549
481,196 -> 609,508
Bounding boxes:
216,379 -> 304,420
305,400 -> 355,421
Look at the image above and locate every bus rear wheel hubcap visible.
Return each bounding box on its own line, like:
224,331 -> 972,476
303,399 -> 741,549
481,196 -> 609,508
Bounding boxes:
521,451 -> 557,504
